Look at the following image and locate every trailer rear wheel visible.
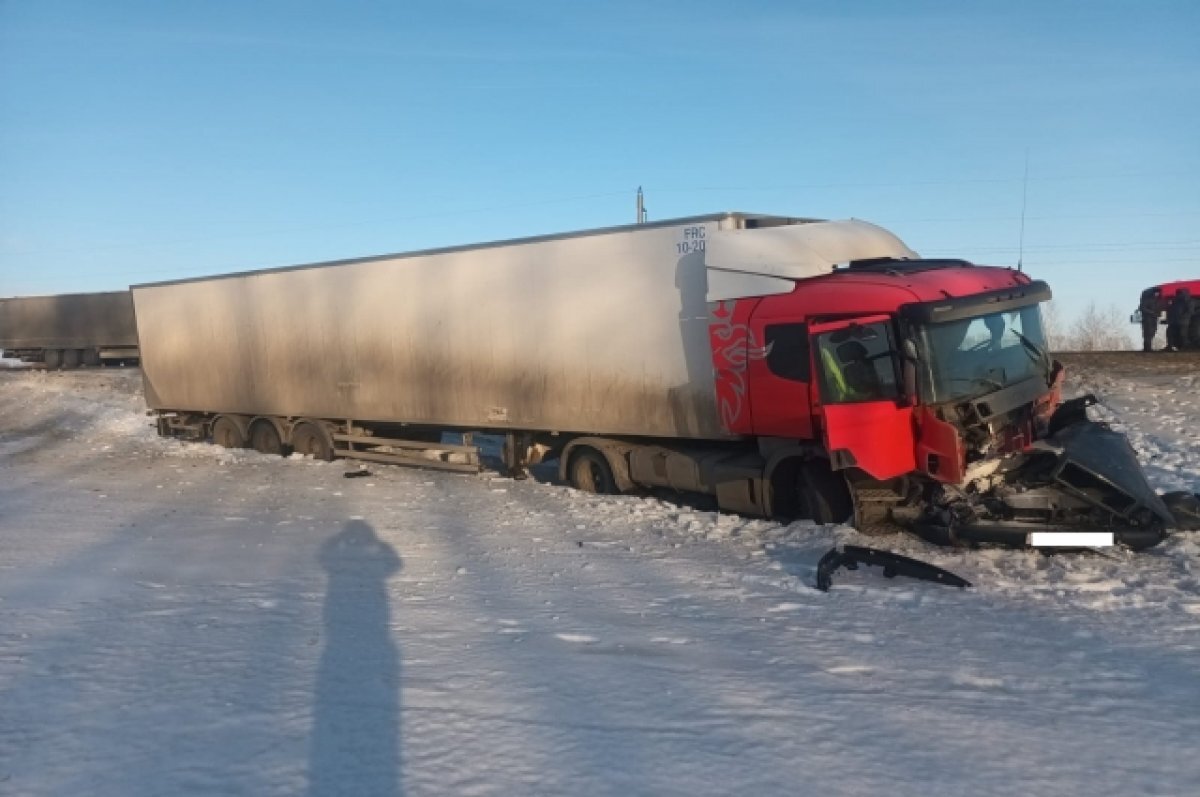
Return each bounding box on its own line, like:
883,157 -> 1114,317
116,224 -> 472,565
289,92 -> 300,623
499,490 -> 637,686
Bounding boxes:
82,348 -> 101,367
43,349 -> 62,369
291,421 -> 335,461
568,448 -> 617,495
61,349 -> 82,369
249,421 -> 284,456
211,417 -> 247,449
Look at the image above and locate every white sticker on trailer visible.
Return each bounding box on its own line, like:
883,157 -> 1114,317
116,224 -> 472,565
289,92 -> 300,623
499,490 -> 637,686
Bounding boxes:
1029,532 -> 1114,548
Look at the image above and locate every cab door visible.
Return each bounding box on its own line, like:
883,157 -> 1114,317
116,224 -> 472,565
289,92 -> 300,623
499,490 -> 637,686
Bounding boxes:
809,315 -> 916,480
746,319 -> 815,440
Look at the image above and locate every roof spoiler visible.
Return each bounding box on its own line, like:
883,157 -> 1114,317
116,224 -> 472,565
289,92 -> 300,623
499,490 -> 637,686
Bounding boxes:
706,219 -> 917,302
898,281 -> 1052,325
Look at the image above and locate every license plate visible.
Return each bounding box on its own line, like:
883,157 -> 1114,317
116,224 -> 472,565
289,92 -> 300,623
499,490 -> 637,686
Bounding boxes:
1029,532 -> 1115,548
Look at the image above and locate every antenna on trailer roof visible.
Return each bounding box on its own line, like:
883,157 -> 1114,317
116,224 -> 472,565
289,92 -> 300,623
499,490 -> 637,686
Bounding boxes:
636,186 -> 647,224
1017,149 -> 1029,272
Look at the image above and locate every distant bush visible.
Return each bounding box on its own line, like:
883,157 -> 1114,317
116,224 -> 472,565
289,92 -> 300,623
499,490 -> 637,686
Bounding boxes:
1050,301 -> 1135,352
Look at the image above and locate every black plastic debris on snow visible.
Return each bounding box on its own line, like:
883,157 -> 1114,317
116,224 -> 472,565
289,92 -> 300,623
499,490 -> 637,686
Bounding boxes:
816,545 -> 972,592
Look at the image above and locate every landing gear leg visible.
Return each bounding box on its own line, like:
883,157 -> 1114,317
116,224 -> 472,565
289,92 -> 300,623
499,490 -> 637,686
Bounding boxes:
502,432 -> 536,479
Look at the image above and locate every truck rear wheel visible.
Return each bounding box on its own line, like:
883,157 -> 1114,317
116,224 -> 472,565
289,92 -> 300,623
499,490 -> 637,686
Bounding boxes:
43,349 -> 62,369
211,417 -> 247,449
61,349 -> 81,369
249,421 -> 284,456
569,448 -> 617,495
291,421 -> 335,461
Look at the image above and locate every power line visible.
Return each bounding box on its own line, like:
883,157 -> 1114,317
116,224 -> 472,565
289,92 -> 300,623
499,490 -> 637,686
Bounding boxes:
642,169 -> 1200,194
3,189 -> 635,257
1002,257 -> 1200,266
922,240 -> 1200,254
5,164 -> 1199,259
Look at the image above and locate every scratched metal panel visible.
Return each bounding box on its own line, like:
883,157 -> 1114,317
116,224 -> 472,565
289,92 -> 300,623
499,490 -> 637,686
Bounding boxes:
134,221 -> 739,439
0,291 -> 138,350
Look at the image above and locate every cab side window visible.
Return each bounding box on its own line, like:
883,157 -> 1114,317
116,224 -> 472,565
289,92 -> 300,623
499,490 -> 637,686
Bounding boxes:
764,323 -> 810,382
815,322 -> 899,404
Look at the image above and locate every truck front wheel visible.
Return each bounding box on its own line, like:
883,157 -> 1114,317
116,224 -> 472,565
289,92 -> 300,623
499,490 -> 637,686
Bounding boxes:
568,448 -> 617,495
796,462 -> 852,525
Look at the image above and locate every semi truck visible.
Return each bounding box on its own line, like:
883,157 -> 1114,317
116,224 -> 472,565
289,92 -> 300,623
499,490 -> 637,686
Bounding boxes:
134,213 -> 1188,549
0,291 -> 140,367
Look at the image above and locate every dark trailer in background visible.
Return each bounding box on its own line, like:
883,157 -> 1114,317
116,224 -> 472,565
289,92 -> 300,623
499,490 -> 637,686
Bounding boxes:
0,291 -> 140,367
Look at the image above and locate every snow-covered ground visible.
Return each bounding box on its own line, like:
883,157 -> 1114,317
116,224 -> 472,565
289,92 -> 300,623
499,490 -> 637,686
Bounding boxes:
2,361 -> 1199,796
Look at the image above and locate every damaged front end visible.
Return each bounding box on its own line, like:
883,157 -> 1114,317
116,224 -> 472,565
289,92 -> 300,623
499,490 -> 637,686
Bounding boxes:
913,395 -> 1174,551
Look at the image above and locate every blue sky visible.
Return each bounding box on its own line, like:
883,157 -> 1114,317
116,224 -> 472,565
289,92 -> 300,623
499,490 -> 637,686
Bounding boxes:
2,1 -> 1197,327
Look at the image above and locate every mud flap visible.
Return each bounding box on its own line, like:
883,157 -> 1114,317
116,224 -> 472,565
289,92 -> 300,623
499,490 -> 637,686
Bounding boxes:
815,544 -> 972,591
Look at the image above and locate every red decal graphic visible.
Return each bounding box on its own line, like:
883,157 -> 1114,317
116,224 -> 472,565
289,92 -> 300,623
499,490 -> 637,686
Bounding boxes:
708,300 -> 760,434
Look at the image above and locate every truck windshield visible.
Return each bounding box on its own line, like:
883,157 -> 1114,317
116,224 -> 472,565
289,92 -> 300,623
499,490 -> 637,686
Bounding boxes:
916,304 -> 1049,403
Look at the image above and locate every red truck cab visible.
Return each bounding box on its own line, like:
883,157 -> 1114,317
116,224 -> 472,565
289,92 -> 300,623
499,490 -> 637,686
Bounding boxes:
709,260 -> 1057,521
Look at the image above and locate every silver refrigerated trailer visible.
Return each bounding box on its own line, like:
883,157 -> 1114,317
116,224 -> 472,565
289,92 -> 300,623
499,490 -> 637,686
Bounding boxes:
133,212 -> 917,518
0,291 -> 140,367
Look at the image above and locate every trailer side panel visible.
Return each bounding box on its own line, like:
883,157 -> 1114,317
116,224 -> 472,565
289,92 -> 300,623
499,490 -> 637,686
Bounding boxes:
0,292 -> 138,350
134,221 -> 736,439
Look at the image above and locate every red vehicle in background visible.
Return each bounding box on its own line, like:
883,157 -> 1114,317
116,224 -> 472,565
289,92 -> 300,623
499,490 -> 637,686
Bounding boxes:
1135,279 -> 1200,351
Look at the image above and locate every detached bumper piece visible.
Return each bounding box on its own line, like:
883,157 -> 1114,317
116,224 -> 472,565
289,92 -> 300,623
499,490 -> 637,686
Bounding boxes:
914,396 -> 1173,552
815,545 -> 972,592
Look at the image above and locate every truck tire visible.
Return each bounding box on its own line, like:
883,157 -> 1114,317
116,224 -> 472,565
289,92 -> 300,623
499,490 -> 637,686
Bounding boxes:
249,420 -> 284,456
291,421 -> 335,461
568,448 -> 617,495
211,416 -> 247,449
797,462 -> 852,525
82,348 -> 101,367
43,349 -> 62,369
61,349 -> 82,369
